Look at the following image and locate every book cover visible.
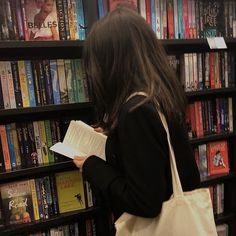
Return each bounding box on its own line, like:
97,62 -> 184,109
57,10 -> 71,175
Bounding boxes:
55,170 -> 86,213
200,0 -> 225,38
207,140 -> 229,175
50,120 -> 107,161
24,0 -> 59,40
0,180 -> 34,225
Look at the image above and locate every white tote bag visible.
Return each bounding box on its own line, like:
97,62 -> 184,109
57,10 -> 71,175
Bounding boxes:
115,108 -> 218,236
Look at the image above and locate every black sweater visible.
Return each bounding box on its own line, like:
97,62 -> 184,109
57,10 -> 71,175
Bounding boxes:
83,95 -> 200,220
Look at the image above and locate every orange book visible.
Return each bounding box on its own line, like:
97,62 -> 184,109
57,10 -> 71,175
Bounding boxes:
207,141 -> 229,175
0,125 -> 11,170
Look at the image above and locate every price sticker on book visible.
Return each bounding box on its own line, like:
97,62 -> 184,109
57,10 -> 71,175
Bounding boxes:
207,37 -> 227,49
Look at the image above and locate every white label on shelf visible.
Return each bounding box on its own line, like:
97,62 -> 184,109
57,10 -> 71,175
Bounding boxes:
207,37 -> 227,49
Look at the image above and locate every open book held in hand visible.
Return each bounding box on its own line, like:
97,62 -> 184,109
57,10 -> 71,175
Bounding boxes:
50,120 -> 107,160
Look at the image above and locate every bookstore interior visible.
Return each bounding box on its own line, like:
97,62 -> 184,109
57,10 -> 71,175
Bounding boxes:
0,0 -> 236,235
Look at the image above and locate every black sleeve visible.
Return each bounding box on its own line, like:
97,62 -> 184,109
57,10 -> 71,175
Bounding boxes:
83,104 -> 169,217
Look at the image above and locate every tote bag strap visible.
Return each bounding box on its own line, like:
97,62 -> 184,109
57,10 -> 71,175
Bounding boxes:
126,92 -> 184,196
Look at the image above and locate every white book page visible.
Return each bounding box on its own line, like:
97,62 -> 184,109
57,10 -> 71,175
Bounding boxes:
50,120 -> 107,160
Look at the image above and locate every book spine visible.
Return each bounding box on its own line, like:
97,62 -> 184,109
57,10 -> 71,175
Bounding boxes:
5,61 -> 16,109
38,121 -> 49,164
24,60 -> 36,107
10,61 -> 23,108
27,122 -> 38,166
42,60 -> 54,105
0,137 -> 5,171
44,120 -> 55,163
22,122 -> 32,167
49,60 -> 61,105
30,179 -> 40,221
64,59 -> 75,103
16,123 -> 27,168
18,60 -> 30,107
31,61 -> 42,106
35,178 -> 45,219
33,121 -> 43,165
76,0 -> 86,40
15,0 -> 25,40
56,0 -> 67,40
62,0 -> 70,40
43,176 -> 54,217
0,125 -> 11,170
0,62 -> 11,109
49,175 -> 59,215
6,124 -> 17,169
11,123 -> 22,167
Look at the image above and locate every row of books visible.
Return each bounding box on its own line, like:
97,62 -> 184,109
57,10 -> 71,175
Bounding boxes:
0,170 -> 94,226
194,140 -> 229,179
27,219 -> 97,236
209,183 -> 224,216
0,119 -> 68,171
0,0 -> 86,41
0,59 -> 89,110
98,0 -> 236,39
168,52 -> 235,92
186,97 -> 233,138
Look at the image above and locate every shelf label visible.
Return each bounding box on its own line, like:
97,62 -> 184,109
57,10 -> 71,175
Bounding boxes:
207,37 -> 227,49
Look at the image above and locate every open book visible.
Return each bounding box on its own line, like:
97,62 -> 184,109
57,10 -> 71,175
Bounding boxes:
50,120 -> 107,160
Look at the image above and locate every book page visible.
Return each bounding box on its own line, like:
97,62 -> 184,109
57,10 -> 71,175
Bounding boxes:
50,120 -> 107,160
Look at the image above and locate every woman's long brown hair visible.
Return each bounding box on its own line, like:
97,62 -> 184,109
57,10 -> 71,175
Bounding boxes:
83,6 -> 187,131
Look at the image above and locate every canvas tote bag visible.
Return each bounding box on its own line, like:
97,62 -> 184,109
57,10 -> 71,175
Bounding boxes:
115,94 -> 217,236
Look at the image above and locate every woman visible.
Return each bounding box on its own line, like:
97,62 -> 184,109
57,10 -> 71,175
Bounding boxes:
74,6 -> 200,235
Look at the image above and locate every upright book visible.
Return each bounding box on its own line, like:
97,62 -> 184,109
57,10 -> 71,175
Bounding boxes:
50,120 -> 107,160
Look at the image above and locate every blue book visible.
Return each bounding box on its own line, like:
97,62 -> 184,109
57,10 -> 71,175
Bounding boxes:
177,0 -> 184,39
150,0 -> 156,33
76,0 -> 86,40
6,124 -> 16,168
50,60 -> 61,105
24,60 -> 36,107
97,0 -> 104,18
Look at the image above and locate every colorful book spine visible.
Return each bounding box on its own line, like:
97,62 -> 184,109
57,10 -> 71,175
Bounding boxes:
33,121 -> 43,165
30,179 -> 40,221
49,60 -> 61,105
5,61 -> 16,109
38,121 -> 49,164
64,59 -> 75,103
18,60 -> 30,107
11,123 -> 22,167
6,124 -> 17,169
0,125 -> 11,170
44,120 -> 54,163
76,0 -> 86,40
56,0 -> 67,40
24,60 -> 36,107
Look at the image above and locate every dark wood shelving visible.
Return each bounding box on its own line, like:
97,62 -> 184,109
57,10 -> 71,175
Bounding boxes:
186,87 -> 236,100
0,38 -> 235,61
161,38 -> 236,54
189,131 -> 236,145
0,161 -> 77,184
200,172 -> 236,187
214,212 -> 236,225
0,103 -> 94,123
0,40 -> 84,60
0,207 -> 100,236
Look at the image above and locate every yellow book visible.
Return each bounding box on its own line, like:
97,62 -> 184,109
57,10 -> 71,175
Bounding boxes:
55,170 -> 86,213
18,61 -> 30,107
38,121 -> 49,164
29,179 -> 40,221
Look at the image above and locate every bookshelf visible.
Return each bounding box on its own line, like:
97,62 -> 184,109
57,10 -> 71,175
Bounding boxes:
0,0 -> 236,235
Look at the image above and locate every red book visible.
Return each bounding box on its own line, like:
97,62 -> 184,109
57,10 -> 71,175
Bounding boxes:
145,0 -> 151,25
108,0 -> 138,11
207,140 -> 229,175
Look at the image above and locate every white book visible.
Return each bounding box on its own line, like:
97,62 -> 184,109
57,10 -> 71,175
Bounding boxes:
50,120 -> 107,160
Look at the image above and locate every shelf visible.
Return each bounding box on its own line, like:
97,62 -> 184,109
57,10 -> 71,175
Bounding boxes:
0,38 -> 235,60
214,212 -> 236,225
0,161 -> 76,184
186,87 -> 236,100
161,38 -> 236,54
0,103 -> 93,123
0,40 -> 84,60
200,172 -> 236,187
189,132 -> 236,145
0,207 -> 100,236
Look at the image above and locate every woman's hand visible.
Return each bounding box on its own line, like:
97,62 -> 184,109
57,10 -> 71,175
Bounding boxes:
73,156 -> 88,170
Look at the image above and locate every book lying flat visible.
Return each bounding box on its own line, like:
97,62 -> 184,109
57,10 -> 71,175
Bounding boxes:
50,120 -> 107,160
